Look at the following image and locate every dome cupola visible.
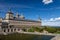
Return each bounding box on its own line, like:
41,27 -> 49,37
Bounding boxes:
5,8 -> 14,20
19,14 -> 25,20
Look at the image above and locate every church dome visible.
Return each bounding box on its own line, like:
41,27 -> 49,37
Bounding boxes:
7,8 -> 13,14
19,15 -> 25,19
5,9 -> 14,20
7,11 -> 13,14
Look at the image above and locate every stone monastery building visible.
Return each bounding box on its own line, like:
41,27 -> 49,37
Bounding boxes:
0,9 -> 41,33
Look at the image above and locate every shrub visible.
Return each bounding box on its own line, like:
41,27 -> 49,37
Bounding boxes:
28,27 -> 43,32
45,27 -> 57,33
28,27 -> 34,32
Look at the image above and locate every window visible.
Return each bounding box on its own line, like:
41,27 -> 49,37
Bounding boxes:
14,28 -> 16,31
18,28 -> 20,31
10,25 -> 14,28
4,29 -> 6,32
8,29 -> 9,32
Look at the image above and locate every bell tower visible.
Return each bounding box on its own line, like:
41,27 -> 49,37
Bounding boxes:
5,8 -> 14,20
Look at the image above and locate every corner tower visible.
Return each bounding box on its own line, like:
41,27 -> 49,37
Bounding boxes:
5,9 -> 14,20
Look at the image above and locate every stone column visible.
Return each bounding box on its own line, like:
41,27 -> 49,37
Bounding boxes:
9,29 -> 11,32
0,26 -> 2,32
6,29 -> 8,33
20,29 -> 23,32
13,28 -> 14,32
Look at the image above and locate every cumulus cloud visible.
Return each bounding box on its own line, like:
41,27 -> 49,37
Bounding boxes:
50,17 -> 60,21
44,17 -> 60,22
42,21 -> 60,26
49,18 -> 54,21
42,0 -> 53,4
55,17 -> 60,21
42,17 -> 60,26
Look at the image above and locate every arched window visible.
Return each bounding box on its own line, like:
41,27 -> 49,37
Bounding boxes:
14,28 -> 16,31
4,29 -> 6,32
22,28 -> 26,32
8,29 -> 9,32
10,25 -> 14,28
18,28 -> 20,31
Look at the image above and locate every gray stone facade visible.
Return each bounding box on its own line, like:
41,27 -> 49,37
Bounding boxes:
0,10 -> 41,33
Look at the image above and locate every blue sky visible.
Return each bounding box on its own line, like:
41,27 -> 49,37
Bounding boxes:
0,0 -> 60,26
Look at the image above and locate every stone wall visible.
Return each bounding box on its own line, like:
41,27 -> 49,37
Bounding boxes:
9,20 -> 41,27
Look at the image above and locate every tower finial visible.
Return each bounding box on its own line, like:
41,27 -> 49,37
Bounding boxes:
16,12 -> 20,18
38,16 -> 41,21
8,8 -> 11,12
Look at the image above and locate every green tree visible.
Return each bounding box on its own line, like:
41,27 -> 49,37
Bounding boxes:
28,27 -> 34,32
46,27 -> 57,33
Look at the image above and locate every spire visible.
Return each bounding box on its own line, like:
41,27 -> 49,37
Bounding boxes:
16,12 -> 20,18
7,8 -> 13,14
6,8 -> 13,20
8,8 -> 11,12
38,16 -> 41,21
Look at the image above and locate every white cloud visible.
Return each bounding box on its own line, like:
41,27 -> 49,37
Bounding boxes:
44,17 -> 60,22
42,17 -> 60,26
42,21 -> 60,26
49,18 -> 54,21
55,17 -> 60,21
43,18 -> 55,22
42,0 -> 53,4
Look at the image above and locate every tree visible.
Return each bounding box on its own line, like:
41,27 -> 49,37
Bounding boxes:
46,27 -> 57,33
